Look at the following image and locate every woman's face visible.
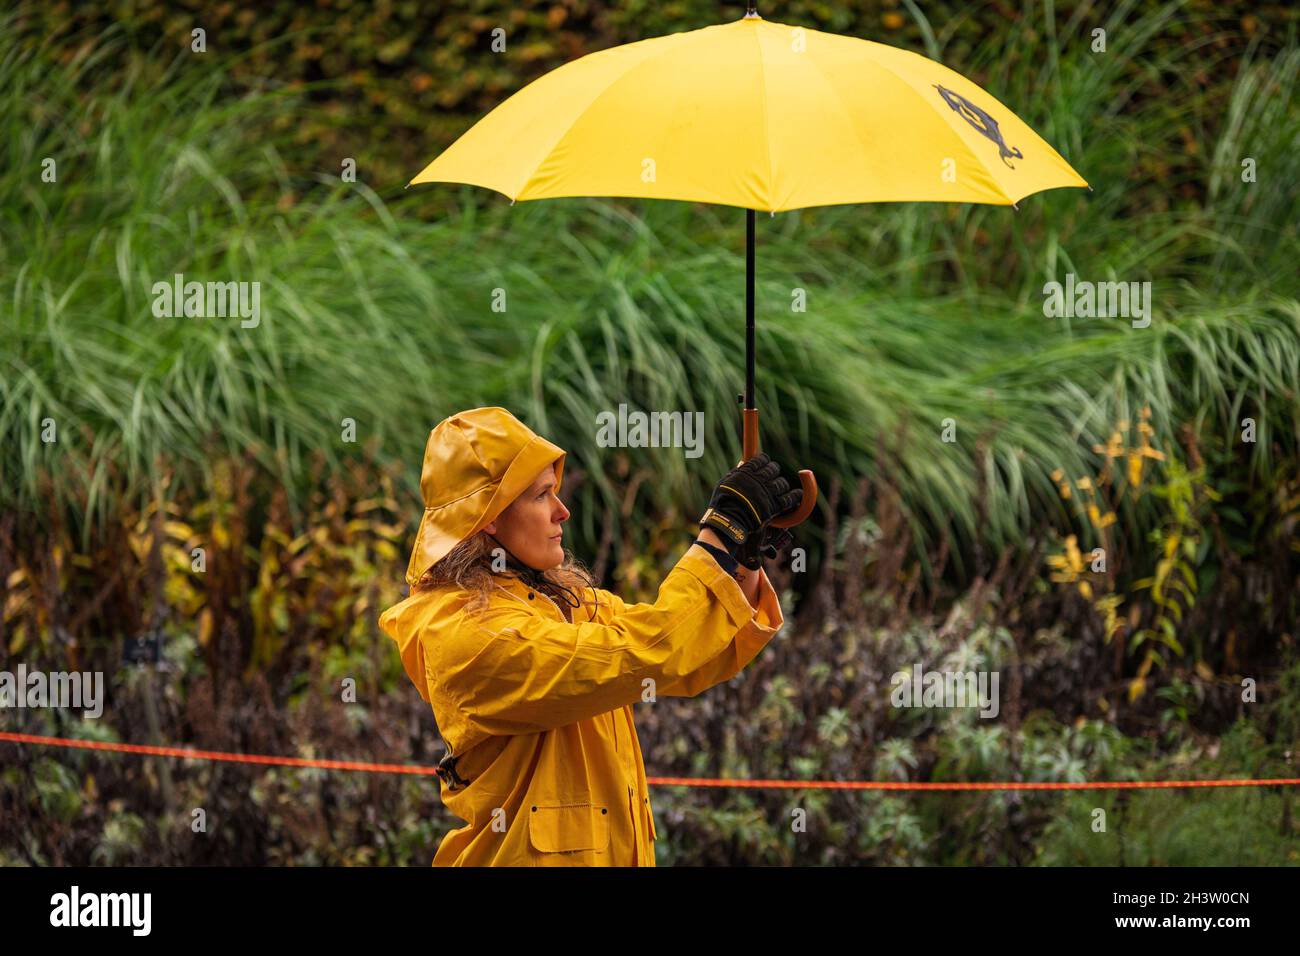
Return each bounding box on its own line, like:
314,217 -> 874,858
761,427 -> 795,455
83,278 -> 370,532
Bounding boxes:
485,463 -> 570,570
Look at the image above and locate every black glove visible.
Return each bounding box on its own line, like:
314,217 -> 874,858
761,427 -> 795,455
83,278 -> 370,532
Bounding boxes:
736,525 -> 795,571
699,453 -> 802,566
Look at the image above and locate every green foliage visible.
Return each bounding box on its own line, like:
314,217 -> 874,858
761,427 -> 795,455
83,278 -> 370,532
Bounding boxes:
1034,720 -> 1300,865
4,3 -> 1298,585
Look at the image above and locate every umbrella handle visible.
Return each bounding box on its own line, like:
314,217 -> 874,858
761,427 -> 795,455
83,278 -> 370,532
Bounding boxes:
742,407 -> 818,528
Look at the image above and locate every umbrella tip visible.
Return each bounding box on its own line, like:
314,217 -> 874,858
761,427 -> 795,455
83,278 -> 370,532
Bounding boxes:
1011,201 -> 1020,212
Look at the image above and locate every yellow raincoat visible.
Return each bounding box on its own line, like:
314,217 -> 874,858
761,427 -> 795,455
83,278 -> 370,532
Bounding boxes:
379,542 -> 783,866
380,407 -> 785,865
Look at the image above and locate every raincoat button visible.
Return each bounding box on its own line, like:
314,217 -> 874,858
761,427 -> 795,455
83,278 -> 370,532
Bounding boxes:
531,806 -> 537,812
601,807 -> 607,814
528,591 -> 534,599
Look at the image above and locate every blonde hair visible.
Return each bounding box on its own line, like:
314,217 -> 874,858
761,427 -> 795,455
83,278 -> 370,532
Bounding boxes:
413,530 -> 602,619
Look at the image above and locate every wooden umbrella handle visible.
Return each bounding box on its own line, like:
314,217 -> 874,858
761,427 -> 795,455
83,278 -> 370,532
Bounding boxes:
742,407 -> 818,528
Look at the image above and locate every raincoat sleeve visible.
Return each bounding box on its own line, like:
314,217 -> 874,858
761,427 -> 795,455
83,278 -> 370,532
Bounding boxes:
431,544 -> 781,735
593,562 -> 783,698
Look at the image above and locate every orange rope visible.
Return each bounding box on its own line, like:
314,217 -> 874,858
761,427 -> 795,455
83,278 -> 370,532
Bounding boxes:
0,731 -> 437,776
3,732 -> 1296,791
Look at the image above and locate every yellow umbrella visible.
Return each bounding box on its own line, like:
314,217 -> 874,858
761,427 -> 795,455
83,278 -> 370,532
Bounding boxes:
410,6 -> 1089,528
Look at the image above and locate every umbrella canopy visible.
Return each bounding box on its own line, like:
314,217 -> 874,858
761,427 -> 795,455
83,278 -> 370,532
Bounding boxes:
410,13 -> 1087,210
410,9 -> 1089,530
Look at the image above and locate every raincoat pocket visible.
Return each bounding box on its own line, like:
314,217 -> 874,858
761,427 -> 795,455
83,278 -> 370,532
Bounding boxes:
528,802 -> 610,853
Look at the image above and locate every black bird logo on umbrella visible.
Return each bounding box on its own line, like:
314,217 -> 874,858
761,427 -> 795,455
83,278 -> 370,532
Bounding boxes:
935,85 -> 1024,168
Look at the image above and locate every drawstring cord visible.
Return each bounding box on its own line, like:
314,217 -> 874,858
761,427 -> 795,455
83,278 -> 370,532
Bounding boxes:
486,534 -> 584,613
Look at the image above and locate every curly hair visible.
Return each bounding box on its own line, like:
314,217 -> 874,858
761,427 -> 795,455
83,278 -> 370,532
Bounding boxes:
413,530 -> 602,619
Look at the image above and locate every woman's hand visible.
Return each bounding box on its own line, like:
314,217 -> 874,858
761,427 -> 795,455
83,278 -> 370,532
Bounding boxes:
698,453 -> 802,570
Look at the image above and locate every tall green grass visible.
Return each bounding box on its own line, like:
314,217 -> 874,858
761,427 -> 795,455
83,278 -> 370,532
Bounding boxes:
2,2 -> 1297,575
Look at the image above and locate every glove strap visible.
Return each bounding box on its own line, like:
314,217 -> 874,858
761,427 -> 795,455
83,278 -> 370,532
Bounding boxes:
699,507 -> 750,544
694,538 -> 740,578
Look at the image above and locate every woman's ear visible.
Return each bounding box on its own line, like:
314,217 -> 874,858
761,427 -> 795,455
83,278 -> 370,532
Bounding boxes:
484,520 -> 496,534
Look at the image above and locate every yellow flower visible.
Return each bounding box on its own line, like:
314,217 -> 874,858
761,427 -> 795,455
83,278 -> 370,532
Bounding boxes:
1087,503 -> 1117,529
1064,535 -> 1083,570
1047,535 -> 1085,582
1127,450 -> 1144,487
1094,430 -> 1125,460
1127,675 -> 1146,702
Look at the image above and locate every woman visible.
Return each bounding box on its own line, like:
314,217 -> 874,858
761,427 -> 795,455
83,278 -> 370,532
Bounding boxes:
379,406 -> 801,866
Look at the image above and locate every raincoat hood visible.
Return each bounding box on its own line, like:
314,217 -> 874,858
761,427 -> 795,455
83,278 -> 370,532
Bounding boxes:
403,406 -> 566,588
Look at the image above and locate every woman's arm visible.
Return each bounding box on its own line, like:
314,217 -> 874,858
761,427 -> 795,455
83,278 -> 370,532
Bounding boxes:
428,542 -> 764,736
696,526 -> 763,607
589,558 -> 783,700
